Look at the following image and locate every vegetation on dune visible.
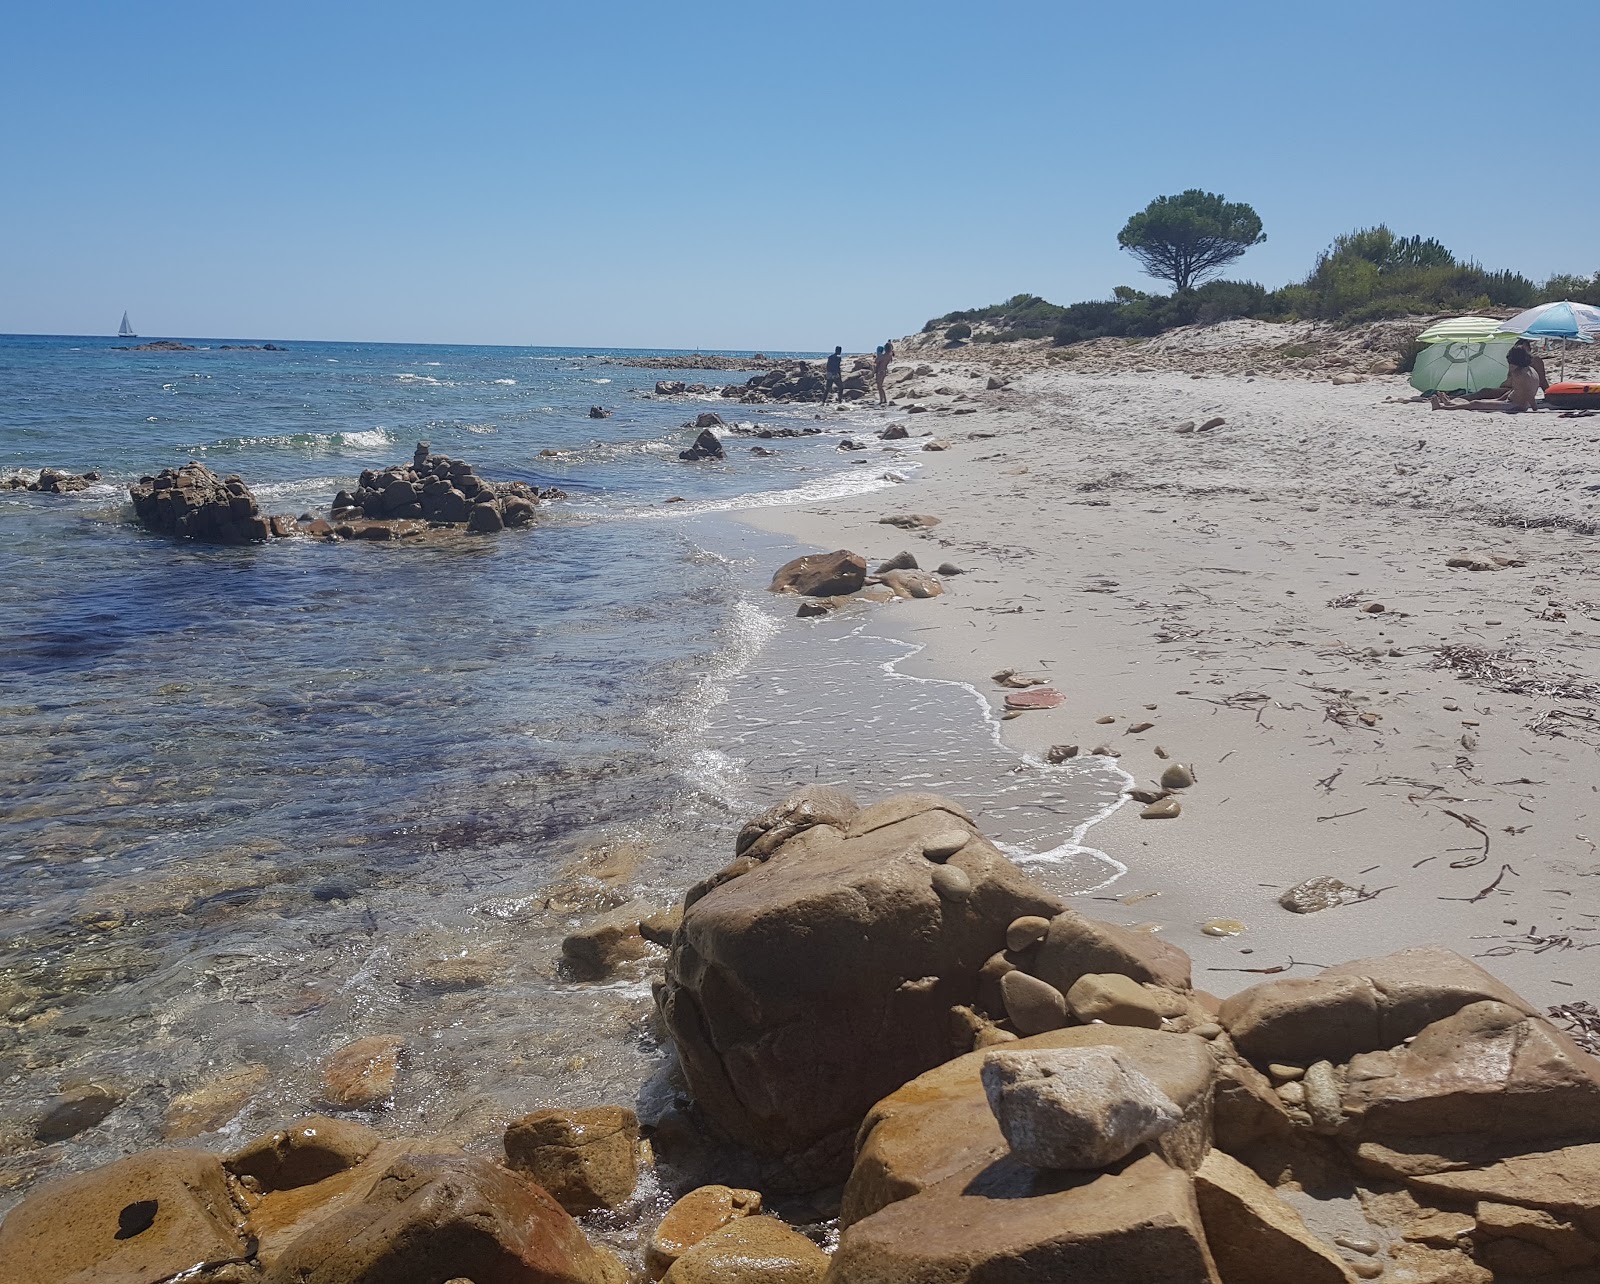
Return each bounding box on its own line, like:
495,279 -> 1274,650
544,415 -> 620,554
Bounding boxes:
924,193 -> 1599,345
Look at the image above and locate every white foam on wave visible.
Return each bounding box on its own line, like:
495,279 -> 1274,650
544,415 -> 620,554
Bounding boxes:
827,616 -> 1133,889
337,428 -> 393,449
490,378 -> 516,386
586,377 -> 612,385
396,373 -> 445,386
650,597 -> 782,803
187,426 -> 396,454
632,460 -> 920,521
250,475 -> 352,501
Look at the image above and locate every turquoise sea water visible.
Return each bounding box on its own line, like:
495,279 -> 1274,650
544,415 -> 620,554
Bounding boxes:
0,334 -> 1123,1209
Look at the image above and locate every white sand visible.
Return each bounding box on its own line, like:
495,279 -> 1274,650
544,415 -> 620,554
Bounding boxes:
741,333 -> 1600,1012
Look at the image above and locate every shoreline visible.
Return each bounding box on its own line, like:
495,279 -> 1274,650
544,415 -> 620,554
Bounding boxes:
739,344 -> 1600,1015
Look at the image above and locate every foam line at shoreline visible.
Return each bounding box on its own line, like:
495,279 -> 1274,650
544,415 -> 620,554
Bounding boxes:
837,614 -> 1134,889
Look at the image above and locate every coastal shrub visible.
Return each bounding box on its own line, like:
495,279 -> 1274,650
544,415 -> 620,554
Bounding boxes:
936,221 -> 1585,347
944,322 -> 972,342
926,294 -> 1069,341
1539,271 -> 1600,306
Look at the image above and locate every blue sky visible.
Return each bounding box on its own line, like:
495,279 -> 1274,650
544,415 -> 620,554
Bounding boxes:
2,2 -> 1594,349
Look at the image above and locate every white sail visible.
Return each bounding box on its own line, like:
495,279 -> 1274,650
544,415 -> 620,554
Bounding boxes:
118,311 -> 135,337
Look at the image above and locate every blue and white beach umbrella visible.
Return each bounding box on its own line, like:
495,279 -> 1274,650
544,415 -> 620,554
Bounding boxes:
1498,300 -> 1600,343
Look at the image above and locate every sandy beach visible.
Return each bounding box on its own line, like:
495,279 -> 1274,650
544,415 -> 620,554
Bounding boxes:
745,325 -> 1600,1017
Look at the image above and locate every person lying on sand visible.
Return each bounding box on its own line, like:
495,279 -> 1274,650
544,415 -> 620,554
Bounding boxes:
1464,338 -> 1550,400
1431,345 -> 1540,413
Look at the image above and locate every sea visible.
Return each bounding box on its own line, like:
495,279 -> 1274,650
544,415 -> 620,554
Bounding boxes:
0,334 -> 1127,1212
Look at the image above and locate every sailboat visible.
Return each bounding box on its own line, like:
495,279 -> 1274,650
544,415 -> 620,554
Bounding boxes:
118,312 -> 136,339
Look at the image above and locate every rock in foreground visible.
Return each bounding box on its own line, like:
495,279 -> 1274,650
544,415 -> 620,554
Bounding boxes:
657,789 -> 1063,1188
0,1119 -> 627,1284
129,461 -> 276,544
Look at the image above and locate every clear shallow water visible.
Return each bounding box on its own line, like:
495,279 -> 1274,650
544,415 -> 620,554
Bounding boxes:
0,334 -> 1123,1209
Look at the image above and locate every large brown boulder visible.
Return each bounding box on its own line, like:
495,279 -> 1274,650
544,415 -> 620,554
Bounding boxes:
827,1151 -> 1221,1284
1217,946 -> 1533,1067
1339,1000 -> 1600,1143
658,790 -> 1064,1188
129,461 -> 274,544
0,1148 -> 251,1284
768,550 -> 868,597
841,1026 -> 1216,1229
259,1151 -> 625,1284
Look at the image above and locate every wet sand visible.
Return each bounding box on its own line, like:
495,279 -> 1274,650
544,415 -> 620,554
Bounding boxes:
744,338 -> 1600,1014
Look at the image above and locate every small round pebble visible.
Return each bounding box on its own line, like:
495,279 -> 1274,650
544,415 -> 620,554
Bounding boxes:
931,864 -> 972,901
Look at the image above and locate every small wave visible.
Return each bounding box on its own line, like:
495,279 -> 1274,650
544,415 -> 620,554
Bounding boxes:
586,378 -> 612,385
395,373 -> 446,386
632,463 -> 915,521
188,427 -> 396,454
250,476 -> 351,501
491,378 -> 516,386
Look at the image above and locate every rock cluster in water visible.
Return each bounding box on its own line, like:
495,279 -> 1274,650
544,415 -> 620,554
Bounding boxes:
128,462 -> 283,544
331,442 -> 551,533
7,789 -> 1598,1282
2,468 -> 101,494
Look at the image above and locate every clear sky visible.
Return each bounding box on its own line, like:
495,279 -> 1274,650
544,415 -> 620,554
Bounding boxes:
2,2 -> 1594,350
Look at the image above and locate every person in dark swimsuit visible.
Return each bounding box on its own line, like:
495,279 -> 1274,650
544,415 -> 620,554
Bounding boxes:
823,346 -> 844,403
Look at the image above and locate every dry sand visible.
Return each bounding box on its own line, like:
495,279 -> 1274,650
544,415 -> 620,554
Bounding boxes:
741,326 -> 1600,1016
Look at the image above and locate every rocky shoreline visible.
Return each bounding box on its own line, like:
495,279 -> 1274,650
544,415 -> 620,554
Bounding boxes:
4,787 -> 1596,1282
126,444 -> 565,545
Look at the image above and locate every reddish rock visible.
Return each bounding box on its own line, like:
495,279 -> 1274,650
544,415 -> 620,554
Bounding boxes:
0,1149 -> 250,1284
768,550 -> 868,597
1004,688 -> 1064,710
258,1151 -> 626,1284
321,1036 -> 405,1109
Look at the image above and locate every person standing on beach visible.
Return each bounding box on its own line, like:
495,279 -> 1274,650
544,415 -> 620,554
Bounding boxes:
823,346 -> 844,404
873,345 -> 892,405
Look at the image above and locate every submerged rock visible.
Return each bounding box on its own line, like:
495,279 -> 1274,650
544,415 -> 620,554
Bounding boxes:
321,1035 -> 405,1110
2,467 -> 101,493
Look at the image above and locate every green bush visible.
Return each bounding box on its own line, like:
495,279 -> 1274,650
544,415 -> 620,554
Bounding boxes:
931,224 -> 1585,349
944,322 -> 972,342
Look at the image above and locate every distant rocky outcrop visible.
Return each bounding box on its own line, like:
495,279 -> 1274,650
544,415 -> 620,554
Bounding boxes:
117,340 -> 197,352
331,442 -> 556,532
129,462 -> 278,544
716,356 -> 877,404
2,468 -> 101,494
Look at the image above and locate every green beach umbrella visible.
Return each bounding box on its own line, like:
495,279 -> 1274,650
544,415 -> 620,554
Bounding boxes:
1415,315 -> 1509,344
1409,337 -> 1513,395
